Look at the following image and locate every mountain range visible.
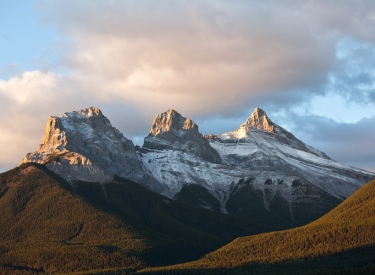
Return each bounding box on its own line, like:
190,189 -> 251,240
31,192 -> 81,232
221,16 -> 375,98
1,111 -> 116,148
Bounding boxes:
20,107 -> 375,228
1,106 -> 375,274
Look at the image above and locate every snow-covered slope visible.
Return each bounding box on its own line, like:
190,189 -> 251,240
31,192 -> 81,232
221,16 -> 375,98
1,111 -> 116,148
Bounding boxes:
206,108 -> 372,199
138,108 -> 375,224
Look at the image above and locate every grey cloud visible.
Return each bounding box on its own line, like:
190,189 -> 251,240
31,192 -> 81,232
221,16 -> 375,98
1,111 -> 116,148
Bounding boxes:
285,113 -> 375,172
327,39 -> 375,104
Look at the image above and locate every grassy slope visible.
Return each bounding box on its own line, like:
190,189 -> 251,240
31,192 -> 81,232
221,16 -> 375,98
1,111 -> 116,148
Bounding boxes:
139,179 -> 375,274
0,164 -> 269,274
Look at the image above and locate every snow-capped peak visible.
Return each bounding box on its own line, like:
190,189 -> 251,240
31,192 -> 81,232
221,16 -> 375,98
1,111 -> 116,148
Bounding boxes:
240,107 -> 275,133
62,107 -> 103,119
207,107 -> 331,159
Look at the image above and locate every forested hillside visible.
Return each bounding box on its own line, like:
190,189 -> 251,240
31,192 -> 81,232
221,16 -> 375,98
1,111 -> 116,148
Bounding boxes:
0,164 -> 268,274
139,179 -> 375,275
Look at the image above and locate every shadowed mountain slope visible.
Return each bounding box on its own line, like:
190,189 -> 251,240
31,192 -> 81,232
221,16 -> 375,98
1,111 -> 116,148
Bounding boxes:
0,164 -> 268,274
139,179 -> 375,275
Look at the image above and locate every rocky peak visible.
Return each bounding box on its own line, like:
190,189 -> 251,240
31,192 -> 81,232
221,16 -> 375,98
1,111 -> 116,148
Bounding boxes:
241,107 -> 275,133
20,107 -> 164,192
62,106 -> 103,118
212,107 -> 331,159
38,107 -> 113,153
144,109 -> 221,164
149,109 -> 198,137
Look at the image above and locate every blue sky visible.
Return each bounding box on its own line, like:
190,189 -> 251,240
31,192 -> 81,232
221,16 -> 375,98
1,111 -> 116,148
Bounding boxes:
0,0 -> 375,173
0,1 -> 60,79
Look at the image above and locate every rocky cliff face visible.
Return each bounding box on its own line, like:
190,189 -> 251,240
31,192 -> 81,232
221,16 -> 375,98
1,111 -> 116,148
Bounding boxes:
20,107 -> 163,192
241,107 -> 275,133
143,109 -> 221,164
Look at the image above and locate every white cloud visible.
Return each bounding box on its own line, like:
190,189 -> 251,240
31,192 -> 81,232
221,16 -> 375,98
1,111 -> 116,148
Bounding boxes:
0,71 -> 85,169
34,0 -> 338,114
32,0 -> 375,115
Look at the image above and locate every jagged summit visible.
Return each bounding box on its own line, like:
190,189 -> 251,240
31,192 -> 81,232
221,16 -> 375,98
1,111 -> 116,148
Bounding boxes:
241,107 -> 275,133
205,107 -> 329,159
20,107 -> 163,192
149,109 -> 198,137
143,109 -> 221,164
62,106 -> 103,118
32,107 -> 119,156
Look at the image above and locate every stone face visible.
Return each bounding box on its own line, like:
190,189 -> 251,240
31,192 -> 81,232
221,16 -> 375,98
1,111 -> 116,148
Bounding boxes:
149,109 -> 198,136
143,109 -> 222,164
20,107 -> 164,192
242,107 -> 275,133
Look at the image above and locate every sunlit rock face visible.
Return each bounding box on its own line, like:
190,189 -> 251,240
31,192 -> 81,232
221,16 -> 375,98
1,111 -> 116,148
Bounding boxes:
143,109 -> 222,164
20,107 -> 164,192
241,107 -> 275,133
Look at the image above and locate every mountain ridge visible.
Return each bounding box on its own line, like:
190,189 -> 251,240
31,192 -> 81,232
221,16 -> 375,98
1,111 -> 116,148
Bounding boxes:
5,106 -> 375,274
138,107 -> 374,225
19,106 -> 375,228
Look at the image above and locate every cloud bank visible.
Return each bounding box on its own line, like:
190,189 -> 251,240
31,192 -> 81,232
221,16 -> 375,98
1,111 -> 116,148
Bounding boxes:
0,0 -> 374,172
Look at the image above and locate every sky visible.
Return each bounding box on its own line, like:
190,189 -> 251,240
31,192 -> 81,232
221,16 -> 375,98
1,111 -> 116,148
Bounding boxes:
0,0 -> 374,173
